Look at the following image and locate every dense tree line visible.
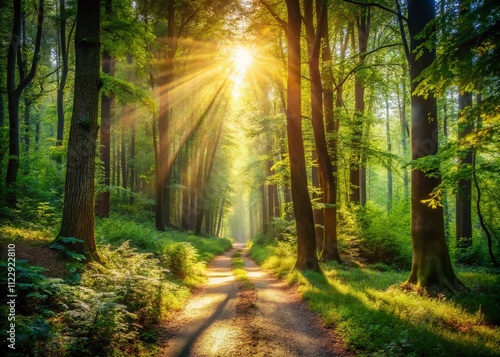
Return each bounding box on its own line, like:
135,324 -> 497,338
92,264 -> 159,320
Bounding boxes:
0,0 -> 498,290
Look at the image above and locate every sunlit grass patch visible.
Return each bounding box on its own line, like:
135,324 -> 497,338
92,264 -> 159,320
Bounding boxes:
96,215 -> 232,264
0,225 -> 54,243
249,242 -> 500,356
232,249 -> 254,290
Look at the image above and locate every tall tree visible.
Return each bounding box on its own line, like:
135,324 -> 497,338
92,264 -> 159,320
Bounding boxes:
304,0 -> 341,262
6,0 -> 44,207
96,0 -> 114,218
455,0 -> 474,261
56,0 -> 101,262
155,0 -> 175,231
405,0 -> 461,290
285,0 -> 319,270
350,6 -> 370,205
318,0 -> 341,262
385,94 -> 392,213
56,0 -> 72,148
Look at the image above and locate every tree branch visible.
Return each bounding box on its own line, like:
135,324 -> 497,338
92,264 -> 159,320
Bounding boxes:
258,0 -> 287,32
472,150 -> 499,267
342,0 -> 408,22
18,0 -> 44,93
394,0 -> 410,63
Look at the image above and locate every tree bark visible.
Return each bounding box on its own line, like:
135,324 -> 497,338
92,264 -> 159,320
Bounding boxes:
6,0 -> 44,207
304,0 -> 341,263
350,7 -> 370,205
386,96 -> 392,213
155,0 -> 175,230
57,0 -> 101,262
96,46 -> 114,217
261,183 -> 268,234
285,0 -> 319,271
397,69 -> 410,201
181,144 -> 190,230
311,151 -> 324,249
56,0 -> 70,148
455,0 -> 474,261
405,0 -> 461,290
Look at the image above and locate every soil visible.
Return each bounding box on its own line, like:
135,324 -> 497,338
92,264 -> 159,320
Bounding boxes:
158,243 -> 354,357
0,238 -> 68,278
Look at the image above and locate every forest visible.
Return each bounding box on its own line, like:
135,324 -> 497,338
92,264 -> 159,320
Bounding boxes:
0,0 -> 499,356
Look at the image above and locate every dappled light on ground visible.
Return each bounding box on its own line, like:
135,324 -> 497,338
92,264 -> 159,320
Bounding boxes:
158,244 -> 349,356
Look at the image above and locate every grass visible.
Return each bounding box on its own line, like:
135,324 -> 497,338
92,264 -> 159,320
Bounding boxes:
249,242 -> 500,357
96,215 -> 233,263
232,250 -> 255,290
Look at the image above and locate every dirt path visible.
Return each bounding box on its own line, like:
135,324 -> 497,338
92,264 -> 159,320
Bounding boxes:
158,243 -> 351,356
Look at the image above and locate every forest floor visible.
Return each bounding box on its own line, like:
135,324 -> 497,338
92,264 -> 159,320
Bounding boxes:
157,243 -> 353,357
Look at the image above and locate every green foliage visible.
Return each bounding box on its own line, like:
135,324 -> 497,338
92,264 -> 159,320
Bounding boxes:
0,215 -> 232,356
50,237 -> 87,262
57,283 -> 138,356
161,242 -> 204,281
336,202 -> 412,268
95,216 -> 232,263
359,203 -> 413,268
268,217 -> 296,244
0,241 -> 190,355
100,73 -> 155,110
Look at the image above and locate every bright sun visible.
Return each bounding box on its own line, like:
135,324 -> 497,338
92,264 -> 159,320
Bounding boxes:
231,46 -> 253,75
230,46 -> 253,98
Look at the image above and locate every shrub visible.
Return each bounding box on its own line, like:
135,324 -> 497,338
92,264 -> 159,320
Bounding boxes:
83,242 -> 182,325
161,242 -> 204,281
268,217 -> 296,244
359,203 -> 412,268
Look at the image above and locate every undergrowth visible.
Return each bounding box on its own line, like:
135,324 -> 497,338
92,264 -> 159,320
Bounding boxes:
0,215 -> 232,356
249,241 -> 500,357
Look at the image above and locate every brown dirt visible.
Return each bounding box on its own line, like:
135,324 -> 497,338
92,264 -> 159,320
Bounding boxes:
158,243 -> 354,357
0,234 -> 68,278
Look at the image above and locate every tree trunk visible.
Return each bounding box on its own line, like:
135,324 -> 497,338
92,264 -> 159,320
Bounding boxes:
386,96 -> 392,213
194,145 -> 205,233
285,0 -> 318,271
196,114 -> 224,234
6,0 -> 44,207
405,0 -> 461,290
350,8 -> 370,205
261,183 -> 268,234
56,0 -> 69,148
120,116 -> 127,191
311,151 -> 324,249
156,0 -> 175,230
304,0 -> 340,263
455,0 -> 474,261
181,145 -> 190,230
23,96 -> 31,155
397,71 -> 410,201
267,142 -> 276,222
129,114 -> 136,198
96,47 -> 114,217
456,91 -> 473,257
57,0 -> 101,262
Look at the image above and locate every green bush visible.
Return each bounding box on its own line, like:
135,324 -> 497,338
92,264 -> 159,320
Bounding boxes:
84,242 -> 185,325
337,202 -> 412,268
58,284 -> 138,356
268,217 -> 296,244
161,242 -> 204,280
